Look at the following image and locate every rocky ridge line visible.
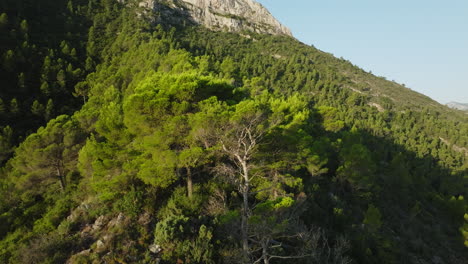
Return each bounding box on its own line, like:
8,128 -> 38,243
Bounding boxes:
140,0 -> 292,36
446,102 -> 468,111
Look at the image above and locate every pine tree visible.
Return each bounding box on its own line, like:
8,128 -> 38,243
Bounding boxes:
31,100 -> 45,117
45,99 -> 54,121
9,98 -> 19,114
12,115 -> 85,192
0,13 -> 8,30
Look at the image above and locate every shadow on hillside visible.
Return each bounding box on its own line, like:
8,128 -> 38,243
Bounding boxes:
302,122 -> 468,264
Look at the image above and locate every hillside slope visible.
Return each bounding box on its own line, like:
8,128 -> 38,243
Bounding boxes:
0,1 -> 467,263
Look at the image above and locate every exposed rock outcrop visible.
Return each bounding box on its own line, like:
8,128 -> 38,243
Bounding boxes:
446,102 -> 468,111
142,0 -> 292,36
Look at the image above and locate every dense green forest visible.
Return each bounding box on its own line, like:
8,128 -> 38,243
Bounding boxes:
0,0 -> 467,263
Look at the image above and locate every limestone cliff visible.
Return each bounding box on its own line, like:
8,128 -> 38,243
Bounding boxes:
141,0 -> 292,36
446,102 -> 468,111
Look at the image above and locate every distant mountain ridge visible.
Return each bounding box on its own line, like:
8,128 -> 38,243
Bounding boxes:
446,102 -> 468,111
140,0 -> 292,36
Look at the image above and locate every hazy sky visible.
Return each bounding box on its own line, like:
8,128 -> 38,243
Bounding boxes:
257,0 -> 468,104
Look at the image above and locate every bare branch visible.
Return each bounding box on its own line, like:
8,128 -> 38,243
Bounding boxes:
268,254 -> 313,261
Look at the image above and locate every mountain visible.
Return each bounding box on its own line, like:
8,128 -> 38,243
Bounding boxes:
447,102 -> 468,111
0,1 -> 467,264
141,0 -> 292,36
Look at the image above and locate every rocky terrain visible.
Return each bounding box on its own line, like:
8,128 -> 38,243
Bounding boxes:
447,102 -> 468,111
140,0 -> 292,36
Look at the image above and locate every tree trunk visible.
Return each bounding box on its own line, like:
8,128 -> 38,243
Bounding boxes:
262,241 -> 269,264
240,160 -> 250,263
273,171 -> 279,199
58,175 -> 66,191
186,166 -> 193,199
241,185 -> 249,262
56,166 -> 65,191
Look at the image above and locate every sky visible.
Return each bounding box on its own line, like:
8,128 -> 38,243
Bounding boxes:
257,0 -> 468,104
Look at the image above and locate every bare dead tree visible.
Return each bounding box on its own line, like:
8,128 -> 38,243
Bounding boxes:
192,100 -> 350,264
218,110 -> 268,262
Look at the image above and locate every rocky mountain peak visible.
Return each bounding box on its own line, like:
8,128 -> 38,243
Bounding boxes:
446,102 -> 468,111
141,0 -> 292,36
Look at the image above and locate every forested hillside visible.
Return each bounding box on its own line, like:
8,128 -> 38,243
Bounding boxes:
0,1 -> 467,263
